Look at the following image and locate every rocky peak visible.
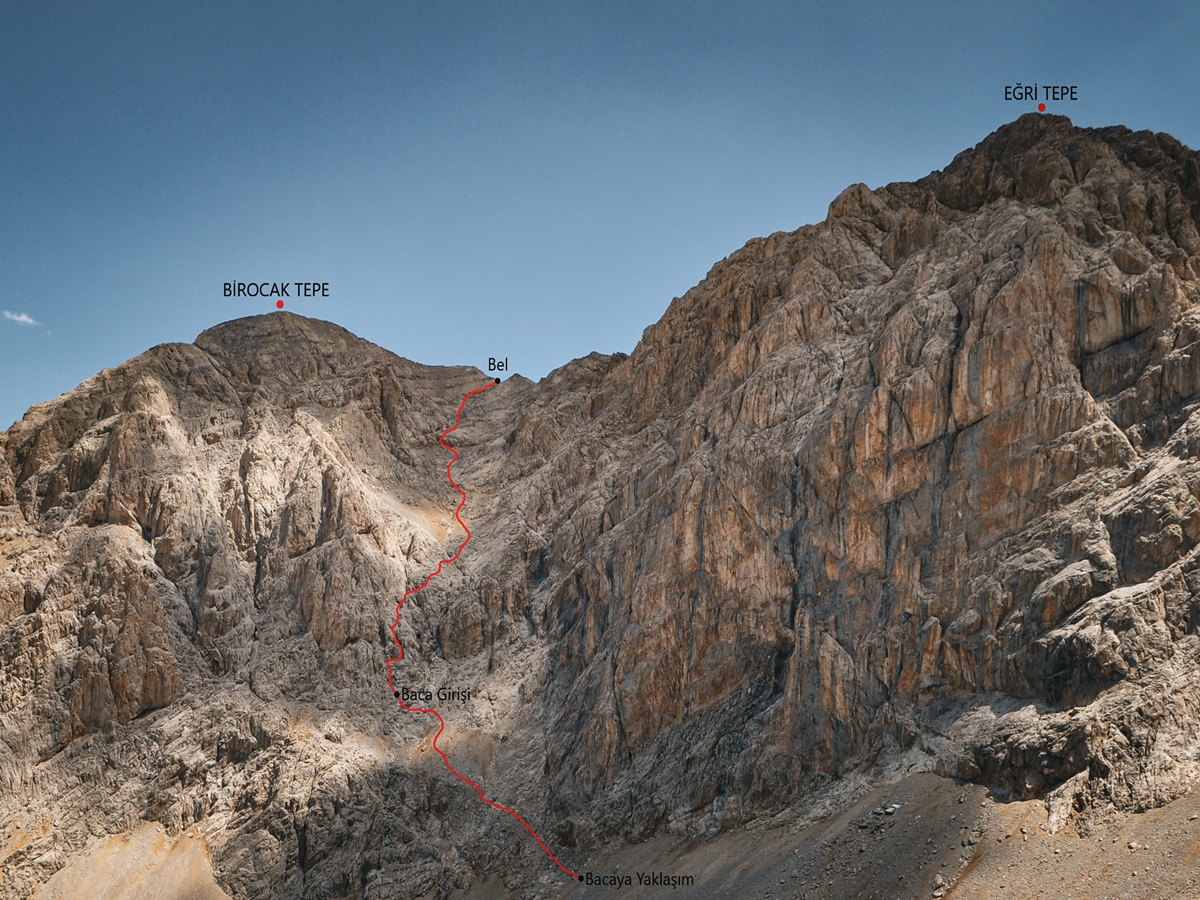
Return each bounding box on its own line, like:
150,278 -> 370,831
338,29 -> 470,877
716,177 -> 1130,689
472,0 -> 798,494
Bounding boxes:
914,114 -> 1200,241
194,312 -> 395,390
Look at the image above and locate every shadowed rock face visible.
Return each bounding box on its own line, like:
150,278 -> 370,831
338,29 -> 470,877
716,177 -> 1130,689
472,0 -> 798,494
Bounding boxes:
4,114 -> 1200,898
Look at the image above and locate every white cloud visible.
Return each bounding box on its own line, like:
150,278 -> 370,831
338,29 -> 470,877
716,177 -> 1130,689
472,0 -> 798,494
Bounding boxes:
3,310 -> 39,326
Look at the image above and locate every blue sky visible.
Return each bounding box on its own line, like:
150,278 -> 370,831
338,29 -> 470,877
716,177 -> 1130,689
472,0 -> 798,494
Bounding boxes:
3,1 -> 1198,429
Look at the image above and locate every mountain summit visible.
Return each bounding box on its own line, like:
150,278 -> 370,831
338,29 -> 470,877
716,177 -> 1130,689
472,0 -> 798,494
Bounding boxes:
4,116 -> 1200,898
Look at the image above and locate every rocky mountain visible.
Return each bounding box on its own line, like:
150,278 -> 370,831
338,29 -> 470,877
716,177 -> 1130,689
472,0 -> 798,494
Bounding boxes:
4,113 -> 1200,898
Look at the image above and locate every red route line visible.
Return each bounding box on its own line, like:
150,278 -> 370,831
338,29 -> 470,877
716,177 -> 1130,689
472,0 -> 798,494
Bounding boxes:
385,379 -> 581,882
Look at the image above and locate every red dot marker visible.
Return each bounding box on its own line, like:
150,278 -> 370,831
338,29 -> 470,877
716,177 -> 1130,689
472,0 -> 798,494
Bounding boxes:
276,300 -> 284,309
1038,103 -> 1046,112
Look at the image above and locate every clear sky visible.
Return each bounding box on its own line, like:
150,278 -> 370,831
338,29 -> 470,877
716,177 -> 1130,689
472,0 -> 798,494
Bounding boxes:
3,1 -> 1198,430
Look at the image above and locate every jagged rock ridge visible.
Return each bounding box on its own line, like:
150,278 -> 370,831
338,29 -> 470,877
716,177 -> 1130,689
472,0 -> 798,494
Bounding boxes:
2,114 -> 1200,898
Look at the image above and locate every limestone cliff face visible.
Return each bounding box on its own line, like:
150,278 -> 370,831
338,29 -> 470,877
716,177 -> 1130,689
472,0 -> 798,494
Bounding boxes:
4,114 -> 1200,898
523,114 -> 1200,843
